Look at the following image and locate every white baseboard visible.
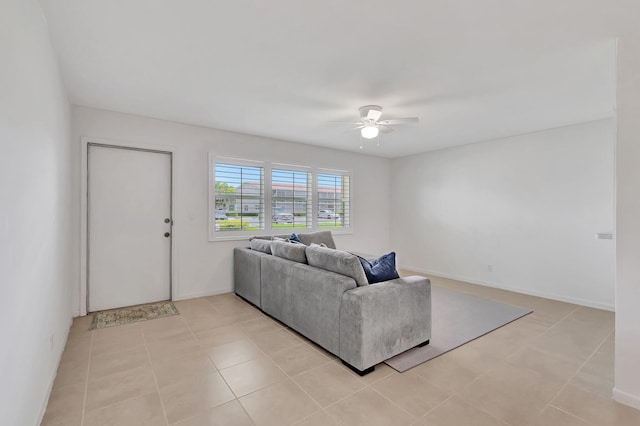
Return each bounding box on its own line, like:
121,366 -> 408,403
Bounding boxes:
398,264 -> 615,312
37,316 -> 72,426
69,288 -> 237,315
613,388 -> 640,410
173,287 -> 234,301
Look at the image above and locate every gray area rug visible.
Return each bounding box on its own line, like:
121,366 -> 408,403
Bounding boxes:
385,286 -> 532,372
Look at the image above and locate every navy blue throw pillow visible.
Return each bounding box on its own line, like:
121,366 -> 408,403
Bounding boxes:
289,233 -> 303,244
358,252 -> 400,284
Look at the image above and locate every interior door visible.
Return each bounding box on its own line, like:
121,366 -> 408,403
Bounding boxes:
88,144 -> 172,312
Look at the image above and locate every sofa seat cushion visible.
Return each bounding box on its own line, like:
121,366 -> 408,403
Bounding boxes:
358,252 -> 400,284
306,244 -> 368,287
271,240 -> 308,263
298,231 -> 336,249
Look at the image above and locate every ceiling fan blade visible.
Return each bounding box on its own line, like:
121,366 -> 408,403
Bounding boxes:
379,117 -> 419,125
346,124 -> 367,132
367,109 -> 382,121
378,125 -> 394,134
328,121 -> 364,124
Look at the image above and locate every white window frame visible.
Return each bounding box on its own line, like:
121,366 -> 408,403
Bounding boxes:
208,154 -> 351,241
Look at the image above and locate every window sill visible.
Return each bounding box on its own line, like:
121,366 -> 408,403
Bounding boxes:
209,228 -> 352,242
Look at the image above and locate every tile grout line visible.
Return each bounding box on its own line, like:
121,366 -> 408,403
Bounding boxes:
228,339 -> 325,421
141,326 -> 171,426
214,370 -> 257,426
367,383 -> 428,422
516,304 -> 591,362
80,392 -> 162,423
421,355 -> 523,425
544,327 -> 616,425
284,378 -> 327,425
79,329 -> 94,426
549,405 -> 601,426
307,361 -> 381,413
410,393 -> 456,425
267,342 -> 335,375
535,304 -> 582,334
213,346 -> 263,425
408,369 -> 499,423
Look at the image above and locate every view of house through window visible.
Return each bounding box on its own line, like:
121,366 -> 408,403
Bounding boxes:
317,173 -> 350,228
214,162 -> 264,231
271,168 -> 312,229
212,159 -> 350,236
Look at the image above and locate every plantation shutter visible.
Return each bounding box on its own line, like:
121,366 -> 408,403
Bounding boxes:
317,173 -> 350,228
271,168 -> 313,229
214,162 -> 264,231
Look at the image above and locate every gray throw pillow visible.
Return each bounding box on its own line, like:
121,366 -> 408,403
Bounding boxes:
271,240 -> 307,263
305,244 -> 368,286
297,231 -> 336,249
249,238 -> 272,254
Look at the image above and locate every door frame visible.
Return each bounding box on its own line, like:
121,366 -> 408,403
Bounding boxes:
80,137 -> 178,316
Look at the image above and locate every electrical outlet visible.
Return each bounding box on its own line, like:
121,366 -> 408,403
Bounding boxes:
487,265 -> 493,272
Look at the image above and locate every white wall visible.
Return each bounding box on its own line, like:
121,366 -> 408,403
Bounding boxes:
71,106 -> 392,313
614,35 -> 640,411
0,1 -> 73,425
390,119 -> 615,310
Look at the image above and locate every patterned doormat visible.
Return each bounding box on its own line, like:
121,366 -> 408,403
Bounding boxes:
90,301 -> 180,330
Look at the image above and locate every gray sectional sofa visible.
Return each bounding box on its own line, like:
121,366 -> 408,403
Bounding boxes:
233,231 -> 432,375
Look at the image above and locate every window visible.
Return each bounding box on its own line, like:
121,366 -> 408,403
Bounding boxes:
209,156 -> 350,239
214,161 -> 264,232
317,173 -> 350,228
271,167 -> 312,229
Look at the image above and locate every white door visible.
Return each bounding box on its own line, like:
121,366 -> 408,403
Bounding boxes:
88,144 -> 172,312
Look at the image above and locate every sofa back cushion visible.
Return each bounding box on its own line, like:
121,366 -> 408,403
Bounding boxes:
251,234 -> 289,241
297,231 -> 336,249
305,244 -> 368,286
249,238 -> 272,254
271,240 -> 308,264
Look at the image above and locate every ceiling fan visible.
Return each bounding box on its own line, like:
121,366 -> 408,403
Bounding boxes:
333,105 -> 419,139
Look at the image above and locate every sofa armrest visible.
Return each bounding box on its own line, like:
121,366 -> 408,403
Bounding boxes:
234,247 -> 268,307
339,276 -> 431,371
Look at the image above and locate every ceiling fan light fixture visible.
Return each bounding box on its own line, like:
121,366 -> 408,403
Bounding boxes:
332,105 -> 418,146
361,125 -> 379,139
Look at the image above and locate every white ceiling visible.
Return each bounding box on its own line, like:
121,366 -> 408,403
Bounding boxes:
39,1 -> 635,158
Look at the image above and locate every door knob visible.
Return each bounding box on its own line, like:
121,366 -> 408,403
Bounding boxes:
164,218 -> 171,223
164,232 -> 171,238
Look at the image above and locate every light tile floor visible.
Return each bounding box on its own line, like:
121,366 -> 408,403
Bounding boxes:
42,271 -> 640,426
